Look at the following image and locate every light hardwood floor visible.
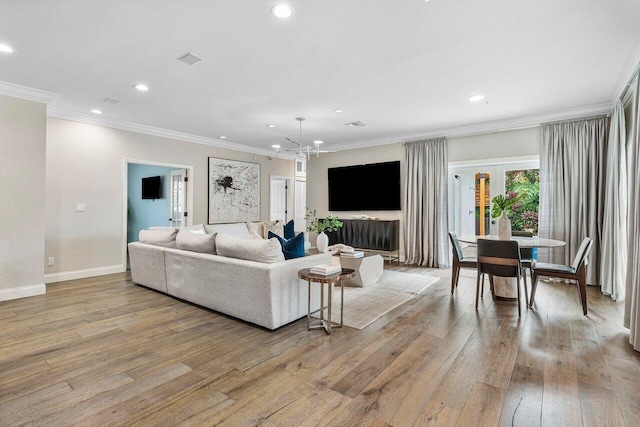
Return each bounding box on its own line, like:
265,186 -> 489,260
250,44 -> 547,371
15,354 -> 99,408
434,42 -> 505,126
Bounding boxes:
1,265 -> 639,426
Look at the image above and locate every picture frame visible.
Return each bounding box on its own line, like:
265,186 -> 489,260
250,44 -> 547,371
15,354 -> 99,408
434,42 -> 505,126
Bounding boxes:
208,157 -> 260,223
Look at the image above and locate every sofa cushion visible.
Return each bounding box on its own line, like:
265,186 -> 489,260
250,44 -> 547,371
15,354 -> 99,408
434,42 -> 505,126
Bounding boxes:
262,220 -> 284,239
268,231 -> 305,260
283,219 -> 295,239
176,229 -> 216,254
188,224 -> 206,234
139,228 -> 178,248
204,223 -> 250,239
216,233 -> 285,263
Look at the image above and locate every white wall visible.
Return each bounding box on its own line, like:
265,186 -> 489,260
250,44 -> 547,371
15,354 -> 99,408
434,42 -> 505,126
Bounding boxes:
45,117 -> 296,282
306,127 -> 541,260
0,94 -> 47,300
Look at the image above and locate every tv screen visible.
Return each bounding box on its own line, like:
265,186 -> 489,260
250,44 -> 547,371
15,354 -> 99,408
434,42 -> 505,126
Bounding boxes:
328,161 -> 401,211
142,176 -> 162,199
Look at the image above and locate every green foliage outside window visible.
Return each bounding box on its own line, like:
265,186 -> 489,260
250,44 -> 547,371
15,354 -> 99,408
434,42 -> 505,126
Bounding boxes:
504,169 -> 540,234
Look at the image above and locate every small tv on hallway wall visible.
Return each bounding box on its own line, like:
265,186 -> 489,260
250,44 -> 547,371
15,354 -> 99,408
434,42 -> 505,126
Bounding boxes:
141,176 -> 162,200
328,161 -> 401,211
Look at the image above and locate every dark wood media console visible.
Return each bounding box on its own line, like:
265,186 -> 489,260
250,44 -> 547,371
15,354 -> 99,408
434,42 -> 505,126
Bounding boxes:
326,219 -> 400,262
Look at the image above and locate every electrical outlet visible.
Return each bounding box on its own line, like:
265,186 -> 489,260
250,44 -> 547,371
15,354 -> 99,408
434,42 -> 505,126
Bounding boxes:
48,257 -> 55,266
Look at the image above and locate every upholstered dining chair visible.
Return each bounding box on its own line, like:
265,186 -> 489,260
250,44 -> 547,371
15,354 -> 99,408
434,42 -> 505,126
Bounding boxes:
512,230 -> 535,278
448,232 -> 480,294
530,237 -> 593,315
476,239 -> 528,316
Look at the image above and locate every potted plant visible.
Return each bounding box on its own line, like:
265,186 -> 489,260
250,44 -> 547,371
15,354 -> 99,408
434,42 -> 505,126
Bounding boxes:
305,208 -> 343,253
491,191 -> 519,239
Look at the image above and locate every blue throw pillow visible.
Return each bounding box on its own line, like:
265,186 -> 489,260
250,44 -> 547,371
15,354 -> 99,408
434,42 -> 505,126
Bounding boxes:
268,230 -> 305,259
283,219 -> 295,239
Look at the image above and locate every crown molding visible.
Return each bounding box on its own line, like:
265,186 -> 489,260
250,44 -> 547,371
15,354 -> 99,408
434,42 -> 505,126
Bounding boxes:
0,80 -> 57,103
611,43 -> 640,104
46,106 -> 296,159
326,102 -> 614,151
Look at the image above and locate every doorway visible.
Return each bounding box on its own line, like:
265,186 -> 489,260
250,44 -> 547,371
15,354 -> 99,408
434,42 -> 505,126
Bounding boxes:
269,175 -> 292,222
448,157 -> 539,237
123,159 -> 193,268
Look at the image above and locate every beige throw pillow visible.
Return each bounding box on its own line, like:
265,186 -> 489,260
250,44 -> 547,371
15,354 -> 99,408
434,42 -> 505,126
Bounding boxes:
215,233 -> 285,263
262,220 -> 284,239
139,228 -> 178,248
245,221 -> 264,238
176,229 -> 216,253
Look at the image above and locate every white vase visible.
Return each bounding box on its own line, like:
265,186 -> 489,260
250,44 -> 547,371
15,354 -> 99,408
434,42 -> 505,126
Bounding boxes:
316,232 -> 329,253
498,211 -> 512,240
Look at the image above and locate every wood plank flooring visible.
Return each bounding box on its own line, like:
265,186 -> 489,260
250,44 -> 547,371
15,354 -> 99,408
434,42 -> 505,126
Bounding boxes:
1,265 -> 639,426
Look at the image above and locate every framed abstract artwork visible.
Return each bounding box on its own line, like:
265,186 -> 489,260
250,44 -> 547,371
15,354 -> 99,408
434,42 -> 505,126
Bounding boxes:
208,157 -> 260,223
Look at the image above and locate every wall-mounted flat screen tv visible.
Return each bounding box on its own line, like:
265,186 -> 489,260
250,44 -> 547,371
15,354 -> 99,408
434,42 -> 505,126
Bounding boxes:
328,161 -> 401,211
142,176 -> 162,200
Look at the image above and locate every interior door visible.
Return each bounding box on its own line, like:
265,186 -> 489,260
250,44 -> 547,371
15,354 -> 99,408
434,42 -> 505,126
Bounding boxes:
270,178 -> 288,222
169,169 -> 187,227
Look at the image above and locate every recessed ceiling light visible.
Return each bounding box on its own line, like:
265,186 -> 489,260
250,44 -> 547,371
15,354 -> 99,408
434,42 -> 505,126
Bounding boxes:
272,144 -> 280,149
313,140 -> 323,145
271,4 -> 294,18
0,44 -> 14,53
468,95 -> 485,102
333,109 -> 344,113
267,124 -> 276,128
90,109 -> 103,115
219,136 -> 227,139
133,83 -> 149,91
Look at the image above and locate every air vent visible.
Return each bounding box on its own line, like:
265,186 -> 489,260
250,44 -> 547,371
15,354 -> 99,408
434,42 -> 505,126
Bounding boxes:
177,52 -> 203,65
102,98 -> 120,104
345,121 -> 367,127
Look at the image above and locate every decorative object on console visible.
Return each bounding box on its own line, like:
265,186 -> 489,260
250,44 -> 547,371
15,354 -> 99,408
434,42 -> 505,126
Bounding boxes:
268,231 -> 305,260
208,157 -> 260,224
305,208 -> 343,253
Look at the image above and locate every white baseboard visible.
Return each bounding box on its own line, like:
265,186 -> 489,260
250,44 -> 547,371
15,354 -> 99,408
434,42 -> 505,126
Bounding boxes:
45,264 -> 125,284
0,283 -> 46,301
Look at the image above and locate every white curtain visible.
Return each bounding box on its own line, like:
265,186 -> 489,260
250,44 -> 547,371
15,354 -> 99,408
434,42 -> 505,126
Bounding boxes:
600,101 -> 627,300
404,138 -> 449,268
538,116 -> 609,285
624,74 -> 640,351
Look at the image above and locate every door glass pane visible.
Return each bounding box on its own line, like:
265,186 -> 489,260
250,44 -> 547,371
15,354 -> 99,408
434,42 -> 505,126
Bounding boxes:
475,173 -> 491,235
504,169 -> 539,234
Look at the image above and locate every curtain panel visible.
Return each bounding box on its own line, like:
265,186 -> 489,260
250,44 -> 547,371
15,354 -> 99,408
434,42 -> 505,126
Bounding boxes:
403,138 -> 449,268
600,101 -> 627,300
538,116 -> 609,285
624,74 -> 640,351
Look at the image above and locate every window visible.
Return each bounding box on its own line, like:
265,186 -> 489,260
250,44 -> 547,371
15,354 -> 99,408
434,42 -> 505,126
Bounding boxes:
504,169 -> 539,234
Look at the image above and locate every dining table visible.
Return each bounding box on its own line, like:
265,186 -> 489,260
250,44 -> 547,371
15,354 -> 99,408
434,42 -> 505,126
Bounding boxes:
457,234 -> 566,299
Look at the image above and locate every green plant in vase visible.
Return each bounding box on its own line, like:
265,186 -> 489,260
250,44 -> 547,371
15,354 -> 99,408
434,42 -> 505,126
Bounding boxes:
305,208 -> 343,252
491,191 -> 519,238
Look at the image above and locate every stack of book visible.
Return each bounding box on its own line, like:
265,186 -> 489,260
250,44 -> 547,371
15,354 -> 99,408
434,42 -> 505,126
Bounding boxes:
340,251 -> 364,258
310,264 -> 342,276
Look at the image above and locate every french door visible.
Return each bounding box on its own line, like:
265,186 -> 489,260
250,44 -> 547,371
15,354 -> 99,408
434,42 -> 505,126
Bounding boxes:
169,169 -> 187,227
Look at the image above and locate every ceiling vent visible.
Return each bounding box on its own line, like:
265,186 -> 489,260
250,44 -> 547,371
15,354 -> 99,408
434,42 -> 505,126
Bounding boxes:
177,52 -> 203,65
345,120 -> 367,127
102,98 -> 120,104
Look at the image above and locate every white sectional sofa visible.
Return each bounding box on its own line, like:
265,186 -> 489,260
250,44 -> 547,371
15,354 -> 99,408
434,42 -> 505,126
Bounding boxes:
128,222 -> 331,330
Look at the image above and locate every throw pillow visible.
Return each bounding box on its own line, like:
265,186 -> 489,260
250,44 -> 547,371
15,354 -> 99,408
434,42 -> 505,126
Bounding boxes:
283,219 -> 295,239
215,233 -> 285,263
245,221 -> 264,238
139,228 -> 178,248
176,229 -> 216,253
248,229 -> 264,240
262,220 -> 284,239
268,231 -> 305,260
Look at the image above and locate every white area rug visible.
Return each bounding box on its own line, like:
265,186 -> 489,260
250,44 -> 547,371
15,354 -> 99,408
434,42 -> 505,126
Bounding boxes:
313,270 -> 440,329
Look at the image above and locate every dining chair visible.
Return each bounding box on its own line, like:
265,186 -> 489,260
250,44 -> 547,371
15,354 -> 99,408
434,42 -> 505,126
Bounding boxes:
530,237 -> 593,315
448,232 -> 480,294
512,230 -> 535,278
476,239 -> 528,316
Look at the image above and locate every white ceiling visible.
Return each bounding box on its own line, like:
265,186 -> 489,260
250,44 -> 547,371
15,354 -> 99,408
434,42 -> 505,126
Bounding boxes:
2,0 -> 640,155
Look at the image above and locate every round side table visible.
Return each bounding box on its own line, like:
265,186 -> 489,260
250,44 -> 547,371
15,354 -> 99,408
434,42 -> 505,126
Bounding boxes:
298,268 -> 355,334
